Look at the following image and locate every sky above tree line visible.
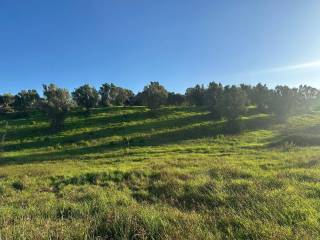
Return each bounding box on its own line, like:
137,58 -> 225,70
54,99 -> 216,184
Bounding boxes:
1,0 -> 320,94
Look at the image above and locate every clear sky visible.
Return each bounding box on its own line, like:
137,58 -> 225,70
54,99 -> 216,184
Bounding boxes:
1,0 -> 320,94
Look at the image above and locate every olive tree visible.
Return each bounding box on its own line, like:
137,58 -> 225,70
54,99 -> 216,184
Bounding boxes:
72,84 -> 99,112
185,84 -> 206,106
0,94 -> 15,113
13,89 -> 40,113
268,85 -> 299,122
204,82 -> 224,118
167,92 -> 186,106
251,83 -> 271,112
140,82 -> 168,110
41,84 -> 74,130
99,83 -> 133,106
218,85 -> 247,132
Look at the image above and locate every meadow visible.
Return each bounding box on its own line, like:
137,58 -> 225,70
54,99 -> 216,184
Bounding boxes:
1,106 -> 320,239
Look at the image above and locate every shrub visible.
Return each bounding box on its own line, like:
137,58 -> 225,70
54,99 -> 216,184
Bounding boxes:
12,180 -> 25,191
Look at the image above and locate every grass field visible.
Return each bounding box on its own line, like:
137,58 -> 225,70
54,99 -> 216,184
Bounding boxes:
1,106 -> 320,239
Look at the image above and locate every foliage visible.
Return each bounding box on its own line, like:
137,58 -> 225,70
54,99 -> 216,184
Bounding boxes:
140,82 -> 168,110
204,82 -> 224,118
0,94 -> 15,113
99,83 -> 134,106
41,84 -> 74,130
167,92 -> 186,106
240,83 -> 253,105
72,84 -> 99,112
268,86 -> 300,121
298,85 -> 320,111
13,89 -> 40,112
251,83 -> 271,112
185,84 -> 206,106
218,85 -> 247,121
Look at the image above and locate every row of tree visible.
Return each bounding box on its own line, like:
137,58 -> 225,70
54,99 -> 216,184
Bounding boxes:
0,82 -> 319,130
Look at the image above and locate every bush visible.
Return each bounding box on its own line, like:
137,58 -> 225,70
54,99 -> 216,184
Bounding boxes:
12,180 -> 25,191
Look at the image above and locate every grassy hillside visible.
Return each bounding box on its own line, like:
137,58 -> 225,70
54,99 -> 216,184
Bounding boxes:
1,106 -> 320,239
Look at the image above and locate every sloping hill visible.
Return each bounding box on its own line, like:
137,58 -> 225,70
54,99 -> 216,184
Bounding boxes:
1,106 -> 320,239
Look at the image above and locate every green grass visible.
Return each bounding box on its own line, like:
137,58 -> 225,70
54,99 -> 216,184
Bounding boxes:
1,106 -> 320,239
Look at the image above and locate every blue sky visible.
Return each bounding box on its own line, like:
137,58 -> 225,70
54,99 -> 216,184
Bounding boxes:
1,0 -> 320,94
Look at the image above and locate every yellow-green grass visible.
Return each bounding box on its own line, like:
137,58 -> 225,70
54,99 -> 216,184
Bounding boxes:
0,106 -> 320,239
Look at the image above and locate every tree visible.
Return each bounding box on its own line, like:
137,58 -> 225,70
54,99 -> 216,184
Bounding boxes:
268,85 -> 300,121
128,92 -> 143,106
167,92 -> 186,106
298,85 -> 319,101
99,83 -> 117,106
297,85 -> 320,112
204,82 -> 224,118
72,84 -> 99,112
99,83 -> 134,106
240,84 -> 253,105
185,84 -> 206,106
140,82 -> 168,110
13,89 -> 40,113
41,84 -> 74,130
251,83 -> 271,112
218,86 -> 247,132
0,94 -> 15,113
113,88 -> 134,106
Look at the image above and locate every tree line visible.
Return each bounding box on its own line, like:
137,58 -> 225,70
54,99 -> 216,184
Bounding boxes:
0,82 -> 319,131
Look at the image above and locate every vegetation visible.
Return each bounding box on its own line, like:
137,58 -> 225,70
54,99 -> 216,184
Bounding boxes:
167,92 -> 185,106
13,89 -> 40,114
99,83 -> 134,106
186,84 -> 206,106
139,81 -> 168,110
40,84 -> 74,130
1,81 -> 319,125
217,86 -> 247,133
72,84 -> 100,113
0,93 -> 15,113
0,104 -> 320,239
0,81 -> 320,239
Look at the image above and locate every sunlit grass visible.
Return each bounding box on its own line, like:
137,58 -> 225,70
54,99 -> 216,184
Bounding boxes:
0,106 -> 320,239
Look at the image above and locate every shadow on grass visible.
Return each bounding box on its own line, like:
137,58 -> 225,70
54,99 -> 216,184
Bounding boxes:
0,114 -> 274,165
3,110 -> 211,152
4,106 -> 205,142
268,123 -> 320,149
